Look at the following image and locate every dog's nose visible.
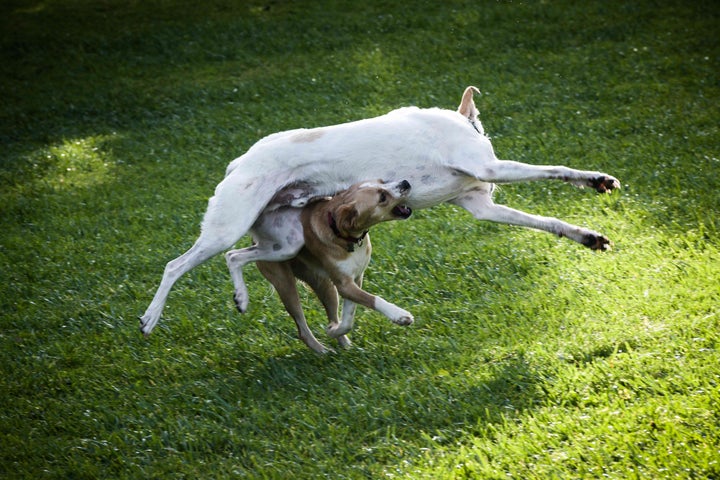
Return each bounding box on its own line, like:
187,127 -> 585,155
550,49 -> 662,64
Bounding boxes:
399,180 -> 411,192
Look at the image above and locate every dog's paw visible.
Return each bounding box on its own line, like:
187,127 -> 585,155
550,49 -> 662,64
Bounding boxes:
589,175 -> 620,193
336,335 -> 352,349
138,318 -> 149,337
139,314 -> 155,337
298,331 -> 334,354
305,341 -> 334,354
233,290 -> 249,314
392,312 -> 414,326
582,233 -> 612,251
314,343 -> 335,355
326,324 -> 350,339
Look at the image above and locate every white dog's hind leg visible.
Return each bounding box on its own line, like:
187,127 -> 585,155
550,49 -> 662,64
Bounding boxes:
452,189 -> 613,250
140,177 -> 278,336
225,210 -> 305,313
140,235 -> 234,336
225,242 -> 304,313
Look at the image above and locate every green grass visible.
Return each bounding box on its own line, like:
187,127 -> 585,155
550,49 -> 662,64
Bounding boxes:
1,0 -> 719,478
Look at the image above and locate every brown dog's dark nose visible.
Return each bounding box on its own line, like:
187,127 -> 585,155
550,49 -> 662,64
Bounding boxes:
399,180 -> 411,192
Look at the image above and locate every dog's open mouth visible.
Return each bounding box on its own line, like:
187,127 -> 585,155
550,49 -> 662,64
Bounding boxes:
392,205 -> 412,219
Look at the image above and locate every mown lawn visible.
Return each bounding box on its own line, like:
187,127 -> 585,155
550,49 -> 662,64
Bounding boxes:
1,0 -> 718,478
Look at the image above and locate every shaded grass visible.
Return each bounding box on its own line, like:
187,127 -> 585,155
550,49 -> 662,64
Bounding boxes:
1,0 -> 719,478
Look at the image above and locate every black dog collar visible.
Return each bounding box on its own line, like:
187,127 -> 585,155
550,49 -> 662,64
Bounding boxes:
328,212 -> 368,252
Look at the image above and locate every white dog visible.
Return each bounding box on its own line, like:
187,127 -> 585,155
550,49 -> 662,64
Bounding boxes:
140,86 -> 619,336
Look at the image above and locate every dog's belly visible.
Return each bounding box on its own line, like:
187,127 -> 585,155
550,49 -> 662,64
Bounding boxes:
208,107 -> 496,238
249,207 -> 304,246
268,168 -> 485,212
388,166 -> 486,209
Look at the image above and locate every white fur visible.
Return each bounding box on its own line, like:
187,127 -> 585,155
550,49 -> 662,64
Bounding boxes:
225,208 -> 305,314
374,298 -> 414,326
140,87 -> 619,336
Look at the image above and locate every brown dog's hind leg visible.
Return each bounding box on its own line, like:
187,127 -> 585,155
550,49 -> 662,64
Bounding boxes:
257,261 -> 330,354
292,263 -> 352,348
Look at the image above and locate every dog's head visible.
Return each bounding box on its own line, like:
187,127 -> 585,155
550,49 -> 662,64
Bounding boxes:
332,180 -> 412,235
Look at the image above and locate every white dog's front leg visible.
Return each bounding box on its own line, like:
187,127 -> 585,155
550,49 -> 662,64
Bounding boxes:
451,154 -> 620,193
452,189 -> 613,250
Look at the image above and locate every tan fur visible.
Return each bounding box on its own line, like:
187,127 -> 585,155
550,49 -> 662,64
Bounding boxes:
458,85 -> 480,118
256,181 -> 413,353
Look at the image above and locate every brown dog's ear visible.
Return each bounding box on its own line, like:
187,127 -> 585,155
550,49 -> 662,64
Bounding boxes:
336,203 -> 359,234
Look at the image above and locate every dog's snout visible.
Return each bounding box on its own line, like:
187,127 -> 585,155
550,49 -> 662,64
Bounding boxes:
399,180 -> 411,192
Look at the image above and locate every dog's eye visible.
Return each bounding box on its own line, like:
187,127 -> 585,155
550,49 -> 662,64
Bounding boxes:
379,192 -> 387,203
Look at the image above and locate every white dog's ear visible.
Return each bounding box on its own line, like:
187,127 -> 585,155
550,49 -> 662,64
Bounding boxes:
458,86 -> 480,117
458,86 -> 484,135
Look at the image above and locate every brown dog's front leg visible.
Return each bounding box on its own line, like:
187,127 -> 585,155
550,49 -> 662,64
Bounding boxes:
333,278 -> 414,327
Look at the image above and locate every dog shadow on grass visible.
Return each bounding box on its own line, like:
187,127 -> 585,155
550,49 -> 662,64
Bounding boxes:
217,338 -> 546,451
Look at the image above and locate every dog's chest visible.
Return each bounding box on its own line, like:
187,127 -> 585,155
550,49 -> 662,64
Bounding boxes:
334,244 -> 372,279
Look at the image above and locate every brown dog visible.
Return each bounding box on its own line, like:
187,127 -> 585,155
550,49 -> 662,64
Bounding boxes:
254,180 -> 413,353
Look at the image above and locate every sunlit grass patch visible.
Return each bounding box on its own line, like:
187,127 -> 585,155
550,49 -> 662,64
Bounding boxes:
43,136 -> 117,190
1,0 -> 718,478
1,134 -> 119,197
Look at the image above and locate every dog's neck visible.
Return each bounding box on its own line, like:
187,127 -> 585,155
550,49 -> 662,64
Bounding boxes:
327,212 -> 367,252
